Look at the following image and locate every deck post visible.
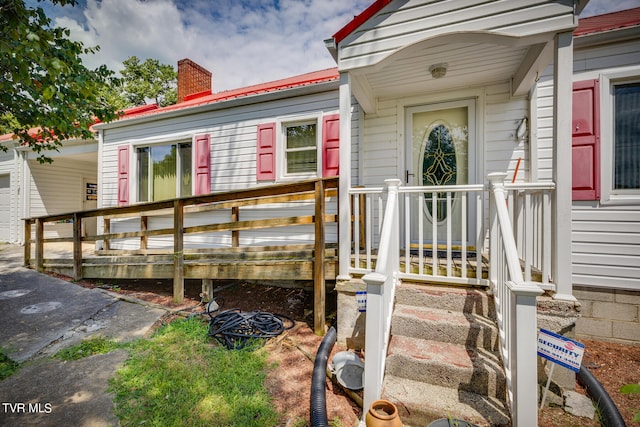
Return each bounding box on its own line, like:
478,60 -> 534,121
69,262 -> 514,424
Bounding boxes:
231,206 -> 240,247
202,279 -> 214,302
35,218 -> 44,273
140,215 -> 148,250
103,218 -> 110,250
173,199 -> 185,303
314,179 -> 326,335
24,220 -> 31,267
72,212 -> 83,280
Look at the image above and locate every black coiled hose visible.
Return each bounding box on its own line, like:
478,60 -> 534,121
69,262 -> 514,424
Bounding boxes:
310,326 -> 337,427
578,365 -> 626,427
207,308 -> 293,350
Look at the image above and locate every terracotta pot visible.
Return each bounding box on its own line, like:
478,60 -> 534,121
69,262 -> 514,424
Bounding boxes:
365,399 -> 403,427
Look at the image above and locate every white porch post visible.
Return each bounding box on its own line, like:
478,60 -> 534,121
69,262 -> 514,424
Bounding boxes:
552,31 -> 576,301
338,71 -> 352,280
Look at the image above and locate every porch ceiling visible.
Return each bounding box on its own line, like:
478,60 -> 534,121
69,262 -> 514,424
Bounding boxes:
349,36 -> 551,113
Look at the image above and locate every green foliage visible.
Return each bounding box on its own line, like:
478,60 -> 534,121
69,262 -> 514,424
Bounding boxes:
620,383 -> 640,422
109,317 -> 279,427
0,0 -> 119,163
0,349 -> 19,381
54,336 -> 122,361
119,56 -> 177,107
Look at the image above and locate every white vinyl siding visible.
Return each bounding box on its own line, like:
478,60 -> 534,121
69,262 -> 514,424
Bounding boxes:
535,34 -> 640,290
0,173 -> 10,241
0,148 -> 22,243
28,158 -> 97,239
338,0 -> 576,71
359,83 -> 527,187
100,89 -> 349,250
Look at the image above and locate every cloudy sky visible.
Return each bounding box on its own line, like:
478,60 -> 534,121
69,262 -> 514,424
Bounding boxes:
32,0 -> 640,93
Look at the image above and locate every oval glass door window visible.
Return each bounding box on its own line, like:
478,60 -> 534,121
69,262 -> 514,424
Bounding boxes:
422,124 -> 457,222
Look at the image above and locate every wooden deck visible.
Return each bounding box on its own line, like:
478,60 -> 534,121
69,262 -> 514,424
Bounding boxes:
24,178 -> 338,335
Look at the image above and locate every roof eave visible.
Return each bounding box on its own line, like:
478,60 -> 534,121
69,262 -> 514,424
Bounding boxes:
574,24 -> 640,49
94,79 -> 340,131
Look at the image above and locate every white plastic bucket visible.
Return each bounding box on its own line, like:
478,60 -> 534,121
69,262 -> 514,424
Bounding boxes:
331,351 -> 364,390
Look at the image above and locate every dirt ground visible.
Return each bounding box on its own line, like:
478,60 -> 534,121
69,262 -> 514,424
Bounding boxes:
64,275 -> 639,427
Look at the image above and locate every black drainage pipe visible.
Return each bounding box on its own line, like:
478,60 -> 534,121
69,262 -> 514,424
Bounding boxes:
578,365 -> 626,427
310,326 -> 337,427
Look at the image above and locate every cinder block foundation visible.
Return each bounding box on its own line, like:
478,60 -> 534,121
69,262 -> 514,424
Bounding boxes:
335,279 -> 366,350
574,285 -> 640,345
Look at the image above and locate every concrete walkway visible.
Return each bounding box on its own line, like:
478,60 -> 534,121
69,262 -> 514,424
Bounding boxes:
0,244 -> 167,427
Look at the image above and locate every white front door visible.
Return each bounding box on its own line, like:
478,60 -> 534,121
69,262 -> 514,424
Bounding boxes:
406,99 -> 476,247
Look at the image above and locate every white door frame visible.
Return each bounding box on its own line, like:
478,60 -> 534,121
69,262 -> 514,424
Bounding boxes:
404,98 -> 478,247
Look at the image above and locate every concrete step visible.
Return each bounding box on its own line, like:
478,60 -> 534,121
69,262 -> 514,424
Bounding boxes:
391,303 -> 500,352
385,335 -> 507,400
395,283 -> 496,320
382,375 -> 511,427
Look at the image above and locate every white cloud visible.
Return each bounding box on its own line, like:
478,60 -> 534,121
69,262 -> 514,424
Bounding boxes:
45,0 -> 637,92
50,0 -> 370,91
580,0 -> 640,17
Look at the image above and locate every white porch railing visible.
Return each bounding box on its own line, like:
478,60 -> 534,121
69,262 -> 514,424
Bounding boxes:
488,173 -> 544,426
361,179 -> 401,414
354,174 -> 551,426
349,179 -> 555,289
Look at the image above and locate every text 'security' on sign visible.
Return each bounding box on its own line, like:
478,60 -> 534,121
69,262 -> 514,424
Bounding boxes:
537,328 -> 585,373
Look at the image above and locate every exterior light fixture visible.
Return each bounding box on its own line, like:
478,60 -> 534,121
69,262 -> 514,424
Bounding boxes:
429,63 -> 448,79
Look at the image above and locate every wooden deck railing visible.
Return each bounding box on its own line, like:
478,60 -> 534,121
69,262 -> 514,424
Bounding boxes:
24,177 -> 338,335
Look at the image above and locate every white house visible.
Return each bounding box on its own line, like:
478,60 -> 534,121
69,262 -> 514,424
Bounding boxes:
4,1 -> 639,424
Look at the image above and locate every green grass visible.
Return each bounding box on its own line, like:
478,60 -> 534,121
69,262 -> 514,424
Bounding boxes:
54,336 -> 123,361
109,317 -> 279,427
0,350 -> 19,381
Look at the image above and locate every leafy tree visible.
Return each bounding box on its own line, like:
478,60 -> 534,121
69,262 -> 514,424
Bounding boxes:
0,0 -> 119,163
118,56 -> 177,107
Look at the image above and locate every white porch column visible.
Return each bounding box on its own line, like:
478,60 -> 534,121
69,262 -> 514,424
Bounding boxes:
552,31 -> 576,301
337,71 -> 352,280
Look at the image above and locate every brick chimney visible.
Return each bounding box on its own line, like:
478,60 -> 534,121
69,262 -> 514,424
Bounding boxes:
177,58 -> 212,103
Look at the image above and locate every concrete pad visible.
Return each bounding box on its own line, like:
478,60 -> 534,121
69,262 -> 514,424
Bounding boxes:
39,298 -> 167,358
0,350 -> 128,427
0,256 -> 115,362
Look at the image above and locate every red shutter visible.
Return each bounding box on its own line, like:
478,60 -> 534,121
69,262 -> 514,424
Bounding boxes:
572,79 -> 600,201
322,114 -> 340,177
117,145 -> 129,206
194,134 -> 211,195
256,123 -> 276,181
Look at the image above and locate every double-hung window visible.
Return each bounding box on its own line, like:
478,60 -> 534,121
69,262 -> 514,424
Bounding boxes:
284,121 -> 318,176
136,142 -> 192,202
612,82 -> 640,193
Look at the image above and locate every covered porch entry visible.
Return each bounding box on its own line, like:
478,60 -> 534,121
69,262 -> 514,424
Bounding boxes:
328,1 -> 584,425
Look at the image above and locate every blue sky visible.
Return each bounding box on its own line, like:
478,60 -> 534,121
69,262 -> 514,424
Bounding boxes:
32,0 -> 640,92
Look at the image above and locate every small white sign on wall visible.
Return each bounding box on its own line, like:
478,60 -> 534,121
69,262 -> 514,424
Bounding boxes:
537,328 -> 585,373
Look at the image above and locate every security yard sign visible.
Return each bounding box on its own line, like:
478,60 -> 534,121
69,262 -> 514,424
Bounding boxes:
537,328 -> 585,372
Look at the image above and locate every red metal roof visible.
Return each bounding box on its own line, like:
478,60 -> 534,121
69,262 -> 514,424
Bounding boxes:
333,0 -> 392,44
575,7 -> 640,37
123,67 -> 339,119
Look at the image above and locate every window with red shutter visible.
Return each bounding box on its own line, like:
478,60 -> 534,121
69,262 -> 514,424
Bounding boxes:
194,134 -> 211,195
322,114 -> 340,177
256,123 -> 276,181
572,79 -> 600,201
117,145 -> 129,206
